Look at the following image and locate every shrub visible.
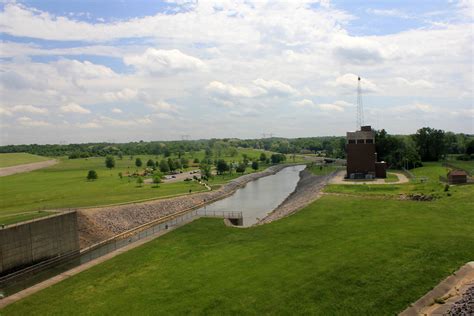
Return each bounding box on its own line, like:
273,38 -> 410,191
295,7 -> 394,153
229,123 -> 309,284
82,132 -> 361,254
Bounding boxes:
444,184 -> 450,192
87,170 -> 98,181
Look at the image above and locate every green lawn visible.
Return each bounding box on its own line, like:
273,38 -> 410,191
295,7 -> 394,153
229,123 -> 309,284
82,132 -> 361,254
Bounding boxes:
3,172 -> 473,315
325,163 -> 450,197
384,172 -> 399,183
0,149 -> 277,224
0,153 -> 50,168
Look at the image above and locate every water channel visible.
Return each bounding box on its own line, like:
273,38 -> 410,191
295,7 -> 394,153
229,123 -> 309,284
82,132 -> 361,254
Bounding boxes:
0,164 -> 306,298
197,164 -> 306,226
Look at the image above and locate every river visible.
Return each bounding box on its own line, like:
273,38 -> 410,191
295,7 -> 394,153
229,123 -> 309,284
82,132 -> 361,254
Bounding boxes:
197,164 -> 306,226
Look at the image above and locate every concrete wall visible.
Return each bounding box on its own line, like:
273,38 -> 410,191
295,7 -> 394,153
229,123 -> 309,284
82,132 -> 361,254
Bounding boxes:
0,212 -> 79,275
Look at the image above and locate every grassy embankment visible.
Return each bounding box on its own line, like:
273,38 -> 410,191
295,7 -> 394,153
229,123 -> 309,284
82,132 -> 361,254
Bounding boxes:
0,149 -> 276,225
3,162 -> 473,315
0,153 -> 50,168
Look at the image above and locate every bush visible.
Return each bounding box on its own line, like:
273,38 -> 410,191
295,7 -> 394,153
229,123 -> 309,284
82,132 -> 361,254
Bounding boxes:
87,170 -> 98,181
444,184 -> 450,192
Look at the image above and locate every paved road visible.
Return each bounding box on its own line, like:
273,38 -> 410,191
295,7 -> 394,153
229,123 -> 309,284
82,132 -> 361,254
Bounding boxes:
0,159 -> 58,177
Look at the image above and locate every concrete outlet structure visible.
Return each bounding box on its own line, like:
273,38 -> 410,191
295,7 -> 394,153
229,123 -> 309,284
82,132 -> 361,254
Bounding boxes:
0,211 -> 80,275
346,125 -> 386,179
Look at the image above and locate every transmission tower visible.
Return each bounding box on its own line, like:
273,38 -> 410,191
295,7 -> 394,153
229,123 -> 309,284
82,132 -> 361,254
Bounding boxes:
356,76 -> 364,130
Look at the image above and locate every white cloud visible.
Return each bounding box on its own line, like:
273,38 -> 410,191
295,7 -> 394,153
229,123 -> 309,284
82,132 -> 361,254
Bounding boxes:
17,116 -> 51,127
253,78 -> 298,96
0,107 -> 13,116
77,122 -> 101,129
206,81 -> 264,98
366,9 -> 411,19
147,100 -> 179,113
11,105 -> 48,114
294,99 -> 315,107
319,103 -> 344,112
60,103 -> 91,114
111,108 -> 123,114
330,74 -> 378,93
124,49 -> 205,75
104,89 -> 138,102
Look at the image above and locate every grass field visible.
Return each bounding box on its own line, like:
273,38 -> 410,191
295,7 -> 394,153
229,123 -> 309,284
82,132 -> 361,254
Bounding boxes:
0,153 -> 50,168
2,163 -> 473,315
0,149 -> 277,225
384,172 -> 399,183
445,160 -> 474,175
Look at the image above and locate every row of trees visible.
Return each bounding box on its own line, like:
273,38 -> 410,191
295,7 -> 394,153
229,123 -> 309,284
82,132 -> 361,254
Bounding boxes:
375,127 -> 474,169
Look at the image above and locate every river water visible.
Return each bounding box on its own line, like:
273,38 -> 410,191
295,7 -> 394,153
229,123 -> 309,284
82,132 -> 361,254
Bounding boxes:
196,164 -> 306,226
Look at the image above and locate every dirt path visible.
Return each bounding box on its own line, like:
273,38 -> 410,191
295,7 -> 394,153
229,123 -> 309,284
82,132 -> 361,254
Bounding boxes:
0,159 -> 58,177
329,171 -> 409,185
257,169 -> 337,225
77,164 -> 297,248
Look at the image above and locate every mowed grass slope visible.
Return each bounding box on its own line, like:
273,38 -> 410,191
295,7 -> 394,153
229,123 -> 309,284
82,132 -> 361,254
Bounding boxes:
3,164 -> 473,315
0,153 -> 50,168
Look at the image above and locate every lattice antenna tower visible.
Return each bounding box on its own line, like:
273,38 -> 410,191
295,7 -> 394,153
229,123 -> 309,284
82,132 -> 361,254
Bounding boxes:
356,76 -> 364,130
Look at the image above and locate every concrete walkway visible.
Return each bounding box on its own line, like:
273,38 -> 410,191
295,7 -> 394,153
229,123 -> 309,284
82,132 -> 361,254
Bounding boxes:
0,160 -> 57,177
0,216 -> 197,309
329,171 -> 409,185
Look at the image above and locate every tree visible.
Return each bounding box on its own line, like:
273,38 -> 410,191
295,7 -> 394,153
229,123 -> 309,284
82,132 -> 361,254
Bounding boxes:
413,127 -> 446,161
180,157 -> 189,169
271,153 -> 286,164
199,163 -> 212,179
236,162 -> 246,174
159,159 -> 170,173
105,156 -> 115,170
259,152 -> 267,162
152,174 -> 162,185
251,161 -> 259,171
216,159 -> 229,175
136,176 -> 144,187
466,139 -> 474,155
87,170 -> 98,181
242,154 -> 249,165
118,152 -> 123,160
168,158 -> 176,171
135,157 -> 142,168
146,159 -> 155,168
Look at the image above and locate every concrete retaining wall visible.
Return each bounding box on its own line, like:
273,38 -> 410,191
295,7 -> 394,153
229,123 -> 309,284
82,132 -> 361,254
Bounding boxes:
0,212 -> 80,275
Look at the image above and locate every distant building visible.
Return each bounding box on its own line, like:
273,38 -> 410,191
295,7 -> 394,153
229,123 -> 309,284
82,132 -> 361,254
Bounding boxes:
447,170 -> 467,184
346,125 -> 386,179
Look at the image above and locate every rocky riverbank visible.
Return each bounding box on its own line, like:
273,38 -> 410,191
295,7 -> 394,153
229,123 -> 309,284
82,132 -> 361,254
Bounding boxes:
77,164 -> 297,248
257,168 -> 337,225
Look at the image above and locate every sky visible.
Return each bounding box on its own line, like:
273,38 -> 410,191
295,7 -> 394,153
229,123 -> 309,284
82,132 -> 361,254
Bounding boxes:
0,0 -> 473,145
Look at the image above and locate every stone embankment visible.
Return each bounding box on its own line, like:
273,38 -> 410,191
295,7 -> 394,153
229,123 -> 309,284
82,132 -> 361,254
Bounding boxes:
257,169 -> 337,225
78,164 -> 295,248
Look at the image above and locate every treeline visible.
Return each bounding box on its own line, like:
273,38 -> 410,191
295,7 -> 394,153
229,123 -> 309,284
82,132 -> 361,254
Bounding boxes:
0,137 -> 346,159
376,127 -> 474,169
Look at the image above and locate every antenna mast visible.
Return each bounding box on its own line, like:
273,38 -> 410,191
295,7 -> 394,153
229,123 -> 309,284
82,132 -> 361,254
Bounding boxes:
356,76 -> 364,130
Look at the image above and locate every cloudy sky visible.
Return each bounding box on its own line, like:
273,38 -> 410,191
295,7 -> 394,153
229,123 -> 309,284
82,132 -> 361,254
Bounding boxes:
0,0 -> 472,145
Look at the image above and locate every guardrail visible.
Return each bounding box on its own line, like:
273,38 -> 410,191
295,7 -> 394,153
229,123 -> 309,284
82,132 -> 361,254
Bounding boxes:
196,210 -> 243,219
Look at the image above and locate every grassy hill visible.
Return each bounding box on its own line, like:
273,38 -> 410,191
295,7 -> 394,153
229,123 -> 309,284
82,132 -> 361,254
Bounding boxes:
3,162 -> 473,315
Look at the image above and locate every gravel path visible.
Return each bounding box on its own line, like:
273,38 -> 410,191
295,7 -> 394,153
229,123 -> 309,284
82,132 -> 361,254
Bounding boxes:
0,159 -> 57,177
257,168 -> 337,225
447,286 -> 474,315
77,164 -> 295,248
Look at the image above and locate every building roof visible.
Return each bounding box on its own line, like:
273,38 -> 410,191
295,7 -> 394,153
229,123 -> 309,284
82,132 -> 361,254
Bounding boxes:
448,170 -> 468,176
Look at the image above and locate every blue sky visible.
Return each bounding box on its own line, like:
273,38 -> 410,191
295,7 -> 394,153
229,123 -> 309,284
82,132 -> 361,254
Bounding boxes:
0,0 -> 472,144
